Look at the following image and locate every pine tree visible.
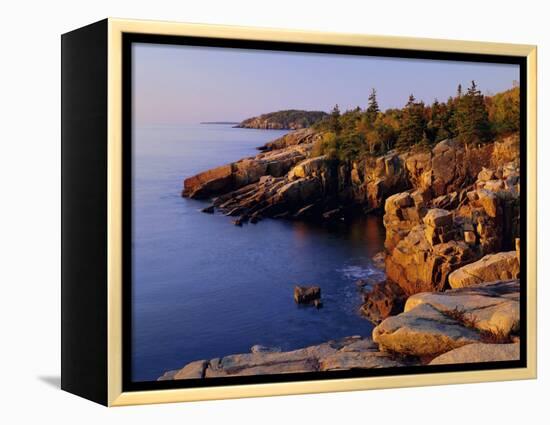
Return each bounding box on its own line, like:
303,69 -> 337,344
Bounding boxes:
428,99 -> 452,142
396,94 -> 427,149
446,96 -> 458,137
455,80 -> 492,145
366,88 -> 380,124
329,104 -> 342,134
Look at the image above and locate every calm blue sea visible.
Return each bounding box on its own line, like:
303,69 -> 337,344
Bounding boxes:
132,124 -> 385,382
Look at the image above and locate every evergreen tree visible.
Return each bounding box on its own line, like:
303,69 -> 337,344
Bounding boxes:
396,94 -> 427,149
366,88 -> 380,124
329,104 -> 342,134
455,80 -> 492,144
428,99 -> 453,142
446,96 -> 458,138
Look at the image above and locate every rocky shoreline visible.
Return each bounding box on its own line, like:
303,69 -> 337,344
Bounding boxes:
164,129 -> 521,379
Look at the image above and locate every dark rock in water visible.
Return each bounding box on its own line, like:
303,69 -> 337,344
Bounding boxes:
372,251 -> 386,270
233,216 -> 248,226
360,280 -> 406,324
322,208 -> 342,221
294,285 -> 321,305
294,203 -> 319,219
355,277 -> 377,289
201,205 -> 215,214
274,211 -> 290,219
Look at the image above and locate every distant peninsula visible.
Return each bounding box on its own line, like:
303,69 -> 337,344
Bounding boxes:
200,121 -> 240,125
235,109 -> 328,130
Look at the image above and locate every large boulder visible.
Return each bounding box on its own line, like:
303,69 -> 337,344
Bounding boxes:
448,251 -> 520,288
405,280 -> 520,336
429,343 -> 519,365
373,280 -> 520,358
372,303 -> 482,356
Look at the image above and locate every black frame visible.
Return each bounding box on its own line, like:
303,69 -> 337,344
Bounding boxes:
61,19 -> 109,404
121,33 -> 528,393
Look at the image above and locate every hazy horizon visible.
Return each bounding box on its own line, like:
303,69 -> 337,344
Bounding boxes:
133,42 -> 519,126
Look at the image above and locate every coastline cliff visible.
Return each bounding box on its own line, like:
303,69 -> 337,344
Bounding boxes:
166,84 -> 522,378
164,129 -> 521,379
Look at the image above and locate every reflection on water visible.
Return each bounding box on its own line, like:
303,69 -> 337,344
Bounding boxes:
132,124 -> 386,382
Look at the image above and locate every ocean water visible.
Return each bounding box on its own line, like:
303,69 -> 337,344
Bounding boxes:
132,124 -> 385,382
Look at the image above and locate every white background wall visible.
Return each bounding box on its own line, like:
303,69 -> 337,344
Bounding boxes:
0,0 -> 546,423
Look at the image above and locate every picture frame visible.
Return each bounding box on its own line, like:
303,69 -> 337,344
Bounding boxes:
61,18 -> 537,406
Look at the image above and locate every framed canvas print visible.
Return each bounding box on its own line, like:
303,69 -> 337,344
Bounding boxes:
61,18 -> 537,406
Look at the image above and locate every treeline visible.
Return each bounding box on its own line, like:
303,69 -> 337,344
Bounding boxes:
312,81 -> 520,161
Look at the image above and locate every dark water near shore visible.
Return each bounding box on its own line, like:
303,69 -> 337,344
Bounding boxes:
132,124 -> 385,382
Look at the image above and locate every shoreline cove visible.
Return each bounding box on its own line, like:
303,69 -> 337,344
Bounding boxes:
132,125 -> 385,382
159,124 -> 522,381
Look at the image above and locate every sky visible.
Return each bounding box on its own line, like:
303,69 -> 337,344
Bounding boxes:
133,43 -> 519,126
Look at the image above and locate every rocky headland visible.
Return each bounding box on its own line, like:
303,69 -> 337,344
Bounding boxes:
235,110 -> 328,130
166,129 -> 522,379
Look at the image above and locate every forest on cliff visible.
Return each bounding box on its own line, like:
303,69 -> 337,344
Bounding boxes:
312,81 -> 520,161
